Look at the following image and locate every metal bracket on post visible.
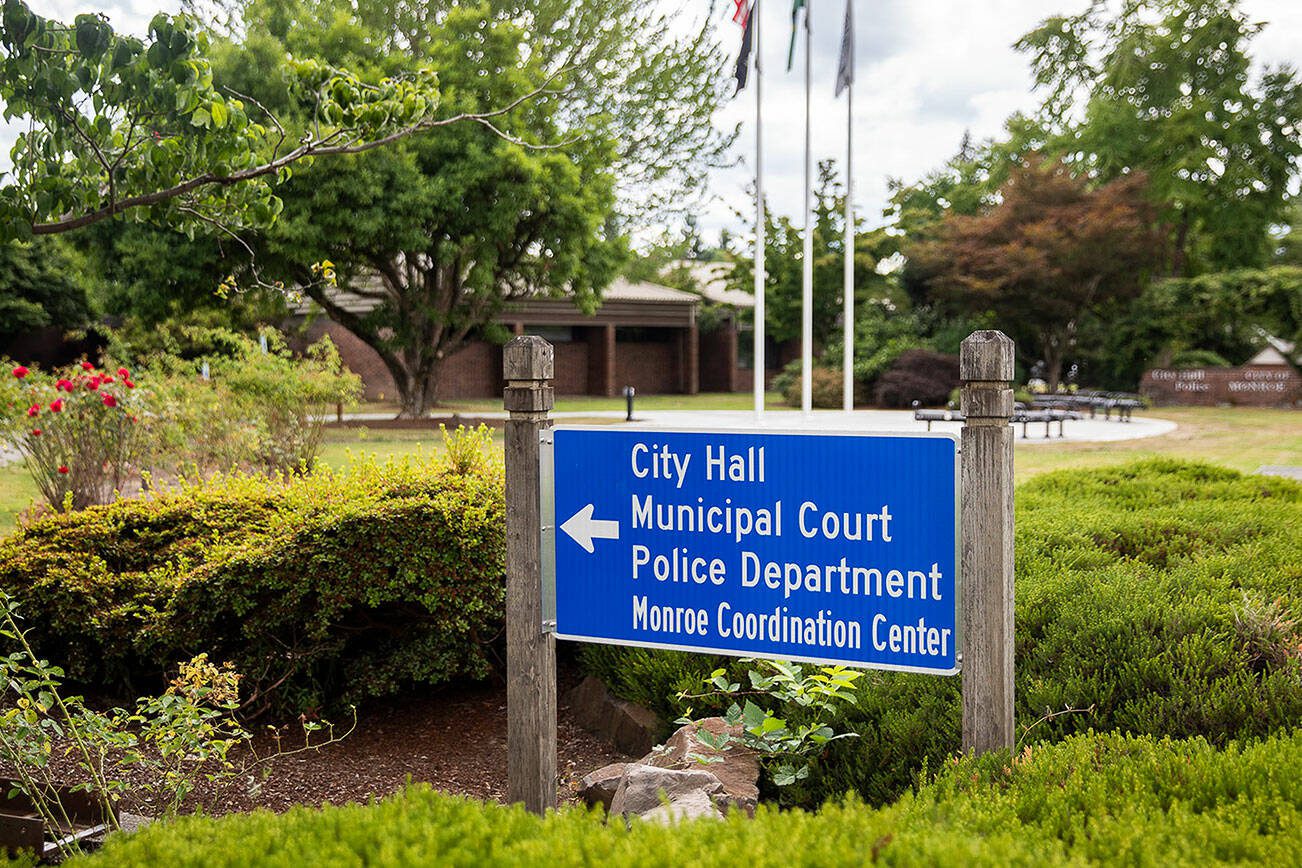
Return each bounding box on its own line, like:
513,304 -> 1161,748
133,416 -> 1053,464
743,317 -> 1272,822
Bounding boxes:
959,330 -> 1016,755
504,336 -> 556,814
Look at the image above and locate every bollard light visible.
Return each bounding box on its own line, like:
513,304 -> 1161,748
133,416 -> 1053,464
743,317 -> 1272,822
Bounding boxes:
622,385 -> 635,421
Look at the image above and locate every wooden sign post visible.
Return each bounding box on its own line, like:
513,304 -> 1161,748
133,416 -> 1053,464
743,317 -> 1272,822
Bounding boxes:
959,330 -> 1016,753
503,336 -> 557,814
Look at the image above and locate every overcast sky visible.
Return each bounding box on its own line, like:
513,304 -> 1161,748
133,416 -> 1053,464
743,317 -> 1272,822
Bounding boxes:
21,1 -> 1302,242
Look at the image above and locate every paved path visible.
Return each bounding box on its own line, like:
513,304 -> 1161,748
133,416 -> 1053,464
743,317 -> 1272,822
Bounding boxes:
344,408 -> 1178,444
1257,465 -> 1302,480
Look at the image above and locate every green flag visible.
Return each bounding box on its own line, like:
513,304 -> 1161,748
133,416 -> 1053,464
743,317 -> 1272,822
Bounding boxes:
787,0 -> 806,71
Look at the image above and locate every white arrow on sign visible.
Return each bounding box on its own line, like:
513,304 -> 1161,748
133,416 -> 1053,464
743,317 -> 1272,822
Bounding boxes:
560,503 -> 620,553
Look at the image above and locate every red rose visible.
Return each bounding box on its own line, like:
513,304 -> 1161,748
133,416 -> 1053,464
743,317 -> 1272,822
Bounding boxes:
102,394 -> 118,408
125,380 -> 136,389
11,366 -> 27,379
26,404 -> 39,417
30,428 -> 41,436
103,374 -> 115,384
49,399 -> 63,413
57,465 -> 69,475
86,378 -> 99,391
56,378 -> 73,392
117,367 -> 130,379
81,361 -> 94,371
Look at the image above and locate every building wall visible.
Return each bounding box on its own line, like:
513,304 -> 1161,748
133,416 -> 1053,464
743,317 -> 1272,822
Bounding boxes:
292,316 -> 750,400
614,341 -> 678,394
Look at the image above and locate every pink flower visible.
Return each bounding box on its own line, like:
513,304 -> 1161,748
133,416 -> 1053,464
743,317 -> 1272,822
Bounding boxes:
49,399 -> 63,413
81,361 -> 94,371
26,404 -> 39,417
86,378 -> 99,391
124,380 -> 135,389
102,394 -> 118,408
12,366 -> 27,379
56,378 -> 74,392
102,374 -> 115,384
30,428 -> 41,437
117,367 -> 130,379
57,465 -> 68,475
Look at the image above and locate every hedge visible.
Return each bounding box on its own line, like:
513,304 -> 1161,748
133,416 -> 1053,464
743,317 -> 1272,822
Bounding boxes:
70,728 -> 1302,866
0,435 -> 505,712
581,459 -> 1302,805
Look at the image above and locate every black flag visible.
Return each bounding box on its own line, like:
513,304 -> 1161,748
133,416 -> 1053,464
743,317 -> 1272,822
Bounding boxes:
835,0 -> 854,97
734,1 -> 755,94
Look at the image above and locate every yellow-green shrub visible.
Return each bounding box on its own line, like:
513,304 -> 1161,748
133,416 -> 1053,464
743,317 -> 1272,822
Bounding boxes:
75,728 -> 1302,866
0,432 -> 503,712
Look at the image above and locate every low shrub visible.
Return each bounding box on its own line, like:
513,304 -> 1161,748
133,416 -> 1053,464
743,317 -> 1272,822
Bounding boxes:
780,366 -> 853,409
77,729 -> 1302,866
872,349 -> 959,408
0,428 -> 504,713
583,460 -> 1302,805
1170,348 -> 1233,368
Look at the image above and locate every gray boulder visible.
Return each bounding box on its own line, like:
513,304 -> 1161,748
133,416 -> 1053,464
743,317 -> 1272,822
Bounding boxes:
608,764 -> 724,818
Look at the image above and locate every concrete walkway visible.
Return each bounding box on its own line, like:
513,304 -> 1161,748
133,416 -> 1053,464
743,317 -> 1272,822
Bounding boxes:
355,408 -> 1178,444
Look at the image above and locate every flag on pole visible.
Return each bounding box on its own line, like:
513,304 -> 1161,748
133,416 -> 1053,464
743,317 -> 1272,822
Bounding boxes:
731,0 -> 749,24
733,1 -> 754,94
786,0 -> 806,71
835,0 -> 854,97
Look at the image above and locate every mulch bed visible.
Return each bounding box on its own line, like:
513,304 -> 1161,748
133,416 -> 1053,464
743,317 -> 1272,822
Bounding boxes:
2,664 -> 635,821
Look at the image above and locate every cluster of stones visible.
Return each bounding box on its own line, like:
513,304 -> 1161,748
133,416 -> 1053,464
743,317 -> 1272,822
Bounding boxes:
578,716 -> 760,824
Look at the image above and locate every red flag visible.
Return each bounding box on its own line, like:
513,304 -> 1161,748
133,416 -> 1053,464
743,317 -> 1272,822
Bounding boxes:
732,0 -> 749,26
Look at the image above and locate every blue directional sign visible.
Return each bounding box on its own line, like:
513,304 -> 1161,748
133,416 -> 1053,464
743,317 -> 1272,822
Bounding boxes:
542,427 -> 959,675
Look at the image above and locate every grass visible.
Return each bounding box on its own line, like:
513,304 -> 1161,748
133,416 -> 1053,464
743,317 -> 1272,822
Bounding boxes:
1013,406 -> 1302,479
1,404 -> 1297,538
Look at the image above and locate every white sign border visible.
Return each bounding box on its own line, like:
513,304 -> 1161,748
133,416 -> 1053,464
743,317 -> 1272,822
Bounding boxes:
539,424 -> 962,676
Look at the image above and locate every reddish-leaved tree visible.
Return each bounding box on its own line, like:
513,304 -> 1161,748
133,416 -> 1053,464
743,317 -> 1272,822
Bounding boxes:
910,158 -> 1162,390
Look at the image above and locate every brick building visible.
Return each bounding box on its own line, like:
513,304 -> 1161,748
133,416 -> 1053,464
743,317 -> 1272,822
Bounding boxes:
289,277 -> 757,401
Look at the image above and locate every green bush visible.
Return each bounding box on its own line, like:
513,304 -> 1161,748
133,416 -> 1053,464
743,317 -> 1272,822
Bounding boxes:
1170,348 -> 1233,369
74,728 -> 1302,866
584,460 -> 1302,805
780,366 -> 852,409
0,429 -> 504,713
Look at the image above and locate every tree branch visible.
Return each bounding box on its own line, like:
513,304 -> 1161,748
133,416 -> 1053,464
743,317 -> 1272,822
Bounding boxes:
31,74 -> 569,237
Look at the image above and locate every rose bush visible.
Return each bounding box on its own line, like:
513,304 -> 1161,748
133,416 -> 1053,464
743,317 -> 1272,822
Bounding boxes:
3,360 -> 143,510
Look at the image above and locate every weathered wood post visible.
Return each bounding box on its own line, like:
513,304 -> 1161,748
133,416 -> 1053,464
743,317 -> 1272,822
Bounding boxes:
959,330 -> 1016,754
503,336 -> 557,813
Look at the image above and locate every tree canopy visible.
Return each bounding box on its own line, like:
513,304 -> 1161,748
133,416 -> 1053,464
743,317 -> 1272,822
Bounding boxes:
247,3 -> 622,416
0,0 -> 443,241
909,158 -> 1161,391
1015,0 -> 1302,275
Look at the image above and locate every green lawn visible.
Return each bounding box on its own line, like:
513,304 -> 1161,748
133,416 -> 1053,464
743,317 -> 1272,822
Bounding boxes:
2,404 -> 1298,537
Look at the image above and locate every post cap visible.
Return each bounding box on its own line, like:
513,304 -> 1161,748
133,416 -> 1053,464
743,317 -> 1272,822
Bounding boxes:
960,330 -> 1015,382
504,336 -> 554,381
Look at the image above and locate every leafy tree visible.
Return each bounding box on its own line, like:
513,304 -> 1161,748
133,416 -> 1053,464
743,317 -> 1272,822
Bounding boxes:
1015,0 -> 1302,274
728,161 -> 898,351
1083,265 -> 1302,386
232,0 -> 735,225
909,158 -> 1162,391
253,5 -> 622,416
0,239 -> 92,347
0,0 -> 445,240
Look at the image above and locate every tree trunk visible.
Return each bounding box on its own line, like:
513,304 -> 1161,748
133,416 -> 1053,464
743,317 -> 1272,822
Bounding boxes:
394,358 -> 444,418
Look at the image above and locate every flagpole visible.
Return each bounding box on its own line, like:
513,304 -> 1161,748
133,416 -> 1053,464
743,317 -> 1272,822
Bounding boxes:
753,2 -> 766,422
800,0 -> 813,418
843,74 -> 853,413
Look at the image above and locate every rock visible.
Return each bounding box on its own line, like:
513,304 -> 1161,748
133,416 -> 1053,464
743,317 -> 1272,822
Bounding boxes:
609,700 -> 660,756
639,789 -> 722,825
565,675 -> 660,756
608,764 -> 724,818
638,717 -> 760,816
578,762 -> 627,810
